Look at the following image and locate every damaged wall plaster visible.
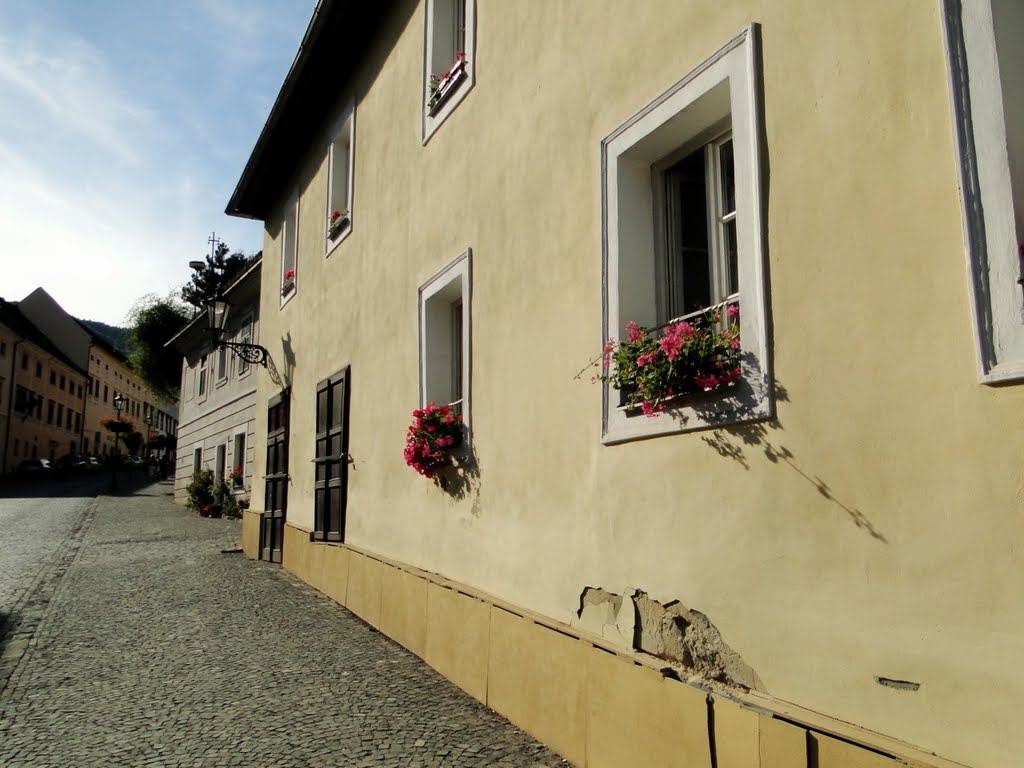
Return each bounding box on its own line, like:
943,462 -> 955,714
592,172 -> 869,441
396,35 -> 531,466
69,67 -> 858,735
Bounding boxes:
577,587 -> 765,693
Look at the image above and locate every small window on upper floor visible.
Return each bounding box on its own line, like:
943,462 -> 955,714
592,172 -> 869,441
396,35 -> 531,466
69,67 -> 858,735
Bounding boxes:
423,0 -> 475,143
943,0 -> 1024,383
49,370 -> 56,385
326,106 -> 355,251
238,317 -> 254,378
198,354 -> 208,400
216,344 -> 228,384
281,192 -> 299,303
601,25 -> 770,444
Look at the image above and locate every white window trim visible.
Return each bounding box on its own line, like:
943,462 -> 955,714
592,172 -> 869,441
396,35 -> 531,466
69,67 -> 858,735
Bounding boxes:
422,0 -> 476,145
941,0 -> 1024,384
237,315 -> 255,380
326,103 -> 356,255
232,428 -> 247,490
215,344 -> 229,387
197,353 -> 209,405
418,248 -> 472,438
280,191 -> 299,308
601,24 -> 771,444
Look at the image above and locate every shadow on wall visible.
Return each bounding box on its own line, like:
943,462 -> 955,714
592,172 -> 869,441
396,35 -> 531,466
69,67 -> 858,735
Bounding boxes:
699,380 -> 888,544
267,331 -> 296,394
435,445 -> 481,509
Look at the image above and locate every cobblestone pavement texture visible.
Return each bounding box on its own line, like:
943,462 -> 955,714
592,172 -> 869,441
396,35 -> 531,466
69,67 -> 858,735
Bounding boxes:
0,480 -> 566,767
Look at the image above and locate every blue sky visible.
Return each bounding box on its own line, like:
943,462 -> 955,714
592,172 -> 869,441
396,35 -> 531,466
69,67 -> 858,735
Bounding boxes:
0,0 -> 313,324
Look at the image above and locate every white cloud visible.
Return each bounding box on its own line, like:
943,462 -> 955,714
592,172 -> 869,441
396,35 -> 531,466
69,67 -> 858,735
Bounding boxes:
0,33 -> 156,165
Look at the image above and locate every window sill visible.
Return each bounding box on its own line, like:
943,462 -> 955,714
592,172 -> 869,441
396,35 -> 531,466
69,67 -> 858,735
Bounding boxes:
280,286 -> 296,309
428,60 -> 466,116
602,371 -> 772,445
326,219 -> 352,257
422,69 -> 472,145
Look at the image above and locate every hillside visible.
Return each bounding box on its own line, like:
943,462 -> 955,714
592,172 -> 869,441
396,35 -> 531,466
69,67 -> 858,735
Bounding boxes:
79,318 -> 134,358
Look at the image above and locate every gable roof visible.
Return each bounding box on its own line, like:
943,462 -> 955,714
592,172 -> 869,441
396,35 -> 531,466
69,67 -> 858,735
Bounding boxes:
0,299 -> 88,376
226,0 -> 401,220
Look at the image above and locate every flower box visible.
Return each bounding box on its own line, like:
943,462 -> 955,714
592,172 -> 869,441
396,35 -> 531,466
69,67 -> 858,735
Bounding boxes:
281,268 -> 296,297
428,54 -> 467,116
327,209 -> 350,239
594,301 -> 741,418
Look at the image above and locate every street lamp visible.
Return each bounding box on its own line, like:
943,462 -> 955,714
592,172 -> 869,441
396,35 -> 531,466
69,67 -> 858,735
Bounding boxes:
205,295 -> 269,368
111,394 -> 125,490
144,413 -> 153,456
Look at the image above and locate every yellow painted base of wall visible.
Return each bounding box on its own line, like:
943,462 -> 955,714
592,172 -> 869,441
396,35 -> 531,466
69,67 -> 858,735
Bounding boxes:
239,517 -> 965,768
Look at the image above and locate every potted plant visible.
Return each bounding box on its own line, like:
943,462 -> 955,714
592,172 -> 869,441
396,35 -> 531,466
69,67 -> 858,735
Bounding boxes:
185,469 -> 216,516
327,209 -> 350,238
281,268 -> 296,296
428,52 -> 467,114
594,302 -> 742,417
404,402 -> 463,478
228,464 -> 244,489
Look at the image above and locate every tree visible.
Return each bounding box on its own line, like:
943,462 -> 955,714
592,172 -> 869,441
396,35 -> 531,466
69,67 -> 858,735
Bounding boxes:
127,293 -> 191,403
181,243 -> 252,310
123,431 -> 144,455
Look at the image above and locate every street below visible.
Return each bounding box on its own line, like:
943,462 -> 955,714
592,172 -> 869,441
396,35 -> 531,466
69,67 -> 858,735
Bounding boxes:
0,477 -> 564,768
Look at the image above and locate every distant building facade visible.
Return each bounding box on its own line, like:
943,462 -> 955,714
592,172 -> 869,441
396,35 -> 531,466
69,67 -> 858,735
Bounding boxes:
0,298 -> 88,472
168,258 -> 260,504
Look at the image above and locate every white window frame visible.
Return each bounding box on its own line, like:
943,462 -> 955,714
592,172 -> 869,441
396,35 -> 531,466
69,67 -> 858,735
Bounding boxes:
418,249 -> 472,439
601,25 -> 770,444
232,429 -> 247,488
215,344 -> 228,385
942,0 -> 1024,383
326,103 -> 355,254
197,354 -> 209,403
237,315 -> 255,379
280,191 -> 299,306
422,0 -> 476,144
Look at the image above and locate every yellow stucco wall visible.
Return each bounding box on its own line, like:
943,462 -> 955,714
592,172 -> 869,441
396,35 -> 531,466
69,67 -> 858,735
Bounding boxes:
259,528 -> 948,768
246,3 -> 1024,766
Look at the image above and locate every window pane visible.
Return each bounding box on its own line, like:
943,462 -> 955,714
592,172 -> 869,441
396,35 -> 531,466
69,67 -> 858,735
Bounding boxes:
331,381 -> 345,428
723,219 -> 739,297
719,139 -> 735,214
330,125 -> 351,214
664,148 -> 711,318
317,388 -> 328,432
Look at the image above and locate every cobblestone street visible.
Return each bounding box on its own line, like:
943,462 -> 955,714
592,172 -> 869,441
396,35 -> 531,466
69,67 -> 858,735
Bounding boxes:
0,479 -> 565,767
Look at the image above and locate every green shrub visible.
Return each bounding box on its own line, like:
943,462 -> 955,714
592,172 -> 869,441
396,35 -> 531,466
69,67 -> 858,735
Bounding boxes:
186,469 -> 215,514
213,479 -> 242,519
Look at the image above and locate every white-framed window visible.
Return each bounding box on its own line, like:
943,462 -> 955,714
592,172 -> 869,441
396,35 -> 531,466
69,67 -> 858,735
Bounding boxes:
280,191 -> 299,304
232,431 -> 246,488
326,104 -> 355,251
942,0 -> 1024,383
419,249 -> 472,435
192,447 -> 202,474
422,0 -> 475,143
601,25 -> 770,444
216,344 -> 228,384
237,316 -> 254,378
198,354 -> 208,401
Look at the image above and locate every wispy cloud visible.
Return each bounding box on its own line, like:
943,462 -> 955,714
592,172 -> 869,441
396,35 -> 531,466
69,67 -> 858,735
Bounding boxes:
0,0 -> 308,324
0,33 -> 156,165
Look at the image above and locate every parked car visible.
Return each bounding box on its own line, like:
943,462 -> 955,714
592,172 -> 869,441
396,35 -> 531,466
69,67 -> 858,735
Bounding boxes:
81,456 -> 102,472
16,458 -> 52,475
